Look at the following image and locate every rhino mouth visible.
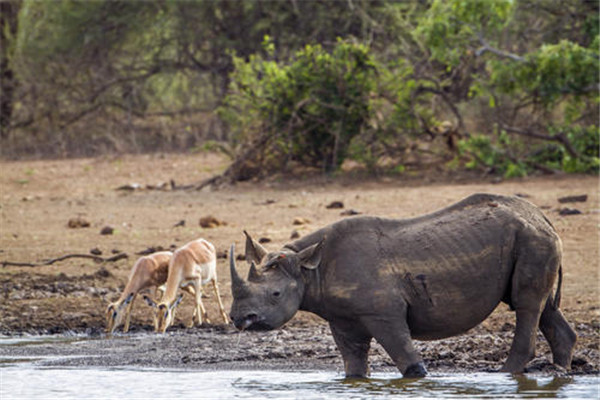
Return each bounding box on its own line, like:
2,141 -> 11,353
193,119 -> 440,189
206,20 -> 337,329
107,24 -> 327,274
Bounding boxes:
234,314 -> 272,331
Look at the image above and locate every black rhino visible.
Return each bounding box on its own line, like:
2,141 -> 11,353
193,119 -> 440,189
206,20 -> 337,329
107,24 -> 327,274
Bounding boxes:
229,193 -> 576,378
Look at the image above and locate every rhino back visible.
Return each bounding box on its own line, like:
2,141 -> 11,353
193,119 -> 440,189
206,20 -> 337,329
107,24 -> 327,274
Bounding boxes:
292,193 -> 559,340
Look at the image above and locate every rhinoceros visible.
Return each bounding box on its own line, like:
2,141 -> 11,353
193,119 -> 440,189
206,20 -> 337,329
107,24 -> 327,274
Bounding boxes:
228,193 -> 576,378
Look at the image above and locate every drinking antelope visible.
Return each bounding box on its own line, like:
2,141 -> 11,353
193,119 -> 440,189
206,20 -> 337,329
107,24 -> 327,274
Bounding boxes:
106,251 -> 172,334
145,238 -> 229,332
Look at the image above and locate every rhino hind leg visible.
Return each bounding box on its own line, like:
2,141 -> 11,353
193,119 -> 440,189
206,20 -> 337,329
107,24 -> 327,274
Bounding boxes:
501,248 -> 560,373
539,297 -> 577,369
329,321 -> 372,378
500,307 -> 542,373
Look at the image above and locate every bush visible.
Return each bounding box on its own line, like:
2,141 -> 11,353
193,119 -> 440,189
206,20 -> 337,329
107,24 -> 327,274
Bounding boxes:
220,39 -> 378,174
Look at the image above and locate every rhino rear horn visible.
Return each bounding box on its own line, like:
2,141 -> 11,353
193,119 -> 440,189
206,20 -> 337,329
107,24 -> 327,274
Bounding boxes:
244,230 -> 268,264
230,244 -> 250,298
248,261 -> 261,281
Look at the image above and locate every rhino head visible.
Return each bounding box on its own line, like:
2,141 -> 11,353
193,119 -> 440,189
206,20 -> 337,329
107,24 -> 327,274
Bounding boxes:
229,231 -> 322,331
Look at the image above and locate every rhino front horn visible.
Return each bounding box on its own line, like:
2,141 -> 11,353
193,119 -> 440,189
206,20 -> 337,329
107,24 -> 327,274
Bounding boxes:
229,244 -> 250,298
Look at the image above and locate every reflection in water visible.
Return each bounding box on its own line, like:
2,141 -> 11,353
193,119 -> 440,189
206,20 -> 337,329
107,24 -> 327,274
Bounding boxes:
337,373 -> 592,399
514,374 -> 573,398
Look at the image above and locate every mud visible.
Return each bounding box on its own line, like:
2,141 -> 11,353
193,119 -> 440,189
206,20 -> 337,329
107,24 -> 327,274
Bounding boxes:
0,154 -> 598,375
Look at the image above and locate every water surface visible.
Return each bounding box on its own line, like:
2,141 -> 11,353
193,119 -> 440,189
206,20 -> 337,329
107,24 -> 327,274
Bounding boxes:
1,367 -> 597,399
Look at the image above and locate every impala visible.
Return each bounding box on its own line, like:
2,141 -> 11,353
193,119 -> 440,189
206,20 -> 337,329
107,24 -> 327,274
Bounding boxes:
106,251 -> 172,334
145,238 -> 229,332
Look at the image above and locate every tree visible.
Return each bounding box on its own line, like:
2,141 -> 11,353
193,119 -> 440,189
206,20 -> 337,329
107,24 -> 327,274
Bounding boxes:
0,0 -> 21,138
220,40 -> 378,177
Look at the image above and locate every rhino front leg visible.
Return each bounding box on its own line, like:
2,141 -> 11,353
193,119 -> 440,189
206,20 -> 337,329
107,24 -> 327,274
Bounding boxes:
329,321 -> 372,378
362,316 -> 427,378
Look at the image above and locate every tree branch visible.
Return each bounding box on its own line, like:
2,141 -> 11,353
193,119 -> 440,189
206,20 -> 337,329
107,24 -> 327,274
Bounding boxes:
2,253 -> 128,268
499,124 -> 580,159
474,32 -> 526,63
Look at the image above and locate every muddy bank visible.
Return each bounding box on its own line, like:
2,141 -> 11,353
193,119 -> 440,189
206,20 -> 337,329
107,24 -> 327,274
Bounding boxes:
1,319 -> 598,376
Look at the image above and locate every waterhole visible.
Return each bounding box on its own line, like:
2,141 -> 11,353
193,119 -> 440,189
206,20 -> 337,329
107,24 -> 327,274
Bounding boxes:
1,368 -> 598,399
0,336 -> 597,399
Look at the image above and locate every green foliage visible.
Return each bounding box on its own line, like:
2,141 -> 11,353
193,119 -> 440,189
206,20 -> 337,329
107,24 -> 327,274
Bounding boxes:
459,134 -> 528,178
416,0 -> 514,66
490,40 -> 599,106
2,0 -> 598,181
558,126 -> 599,173
222,40 -> 378,172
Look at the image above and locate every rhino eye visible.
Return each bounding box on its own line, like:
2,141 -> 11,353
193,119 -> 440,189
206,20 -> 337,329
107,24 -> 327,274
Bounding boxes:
272,291 -> 281,298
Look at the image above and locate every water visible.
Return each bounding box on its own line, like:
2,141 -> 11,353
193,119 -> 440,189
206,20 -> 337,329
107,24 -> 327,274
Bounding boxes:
1,367 -> 598,399
0,336 -> 598,399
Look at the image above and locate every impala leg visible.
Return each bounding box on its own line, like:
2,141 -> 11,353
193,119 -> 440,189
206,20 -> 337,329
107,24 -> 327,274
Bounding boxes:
123,294 -> 137,333
329,320 -> 372,378
193,279 -> 209,326
181,285 -> 197,328
211,279 -> 230,324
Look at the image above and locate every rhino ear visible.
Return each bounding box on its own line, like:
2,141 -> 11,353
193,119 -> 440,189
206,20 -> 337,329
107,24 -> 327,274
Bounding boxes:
298,240 -> 323,270
244,230 -> 268,264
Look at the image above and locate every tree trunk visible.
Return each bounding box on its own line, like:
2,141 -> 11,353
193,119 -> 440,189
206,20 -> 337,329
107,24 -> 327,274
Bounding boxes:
0,0 -> 21,138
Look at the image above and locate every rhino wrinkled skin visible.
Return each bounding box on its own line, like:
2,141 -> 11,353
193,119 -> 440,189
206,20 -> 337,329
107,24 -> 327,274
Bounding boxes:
229,193 -> 577,378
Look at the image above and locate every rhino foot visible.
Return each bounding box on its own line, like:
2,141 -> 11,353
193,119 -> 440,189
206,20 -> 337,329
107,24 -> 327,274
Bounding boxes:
403,362 -> 428,378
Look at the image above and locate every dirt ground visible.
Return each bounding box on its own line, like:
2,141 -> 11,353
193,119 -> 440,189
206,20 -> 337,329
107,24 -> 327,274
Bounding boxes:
0,153 -> 598,375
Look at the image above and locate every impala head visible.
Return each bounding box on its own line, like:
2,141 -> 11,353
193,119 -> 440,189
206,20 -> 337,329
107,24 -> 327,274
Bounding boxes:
105,292 -> 134,334
144,294 -> 183,333
229,231 -> 322,331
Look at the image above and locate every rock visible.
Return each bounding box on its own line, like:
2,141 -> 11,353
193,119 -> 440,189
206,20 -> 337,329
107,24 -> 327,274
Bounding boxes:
259,199 -> 277,205
290,230 -> 300,239
558,194 -> 587,203
136,246 -> 165,255
173,220 -> 185,227
340,209 -> 361,216
100,226 -> 114,235
67,217 -> 90,228
90,248 -> 102,255
199,215 -> 226,228
258,237 -> 271,244
216,250 -> 228,259
326,201 -> 344,209
95,267 -> 111,279
559,208 -> 582,216
236,254 -> 246,261
293,217 -> 310,225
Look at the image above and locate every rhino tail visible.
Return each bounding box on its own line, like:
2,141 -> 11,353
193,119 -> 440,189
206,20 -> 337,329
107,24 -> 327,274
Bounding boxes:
553,264 -> 562,310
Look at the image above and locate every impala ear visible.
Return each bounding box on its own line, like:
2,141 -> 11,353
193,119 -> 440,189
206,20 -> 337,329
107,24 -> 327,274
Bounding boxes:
298,240 -> 323,270
171,294 -> 184,310
119,292 -> 134,309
